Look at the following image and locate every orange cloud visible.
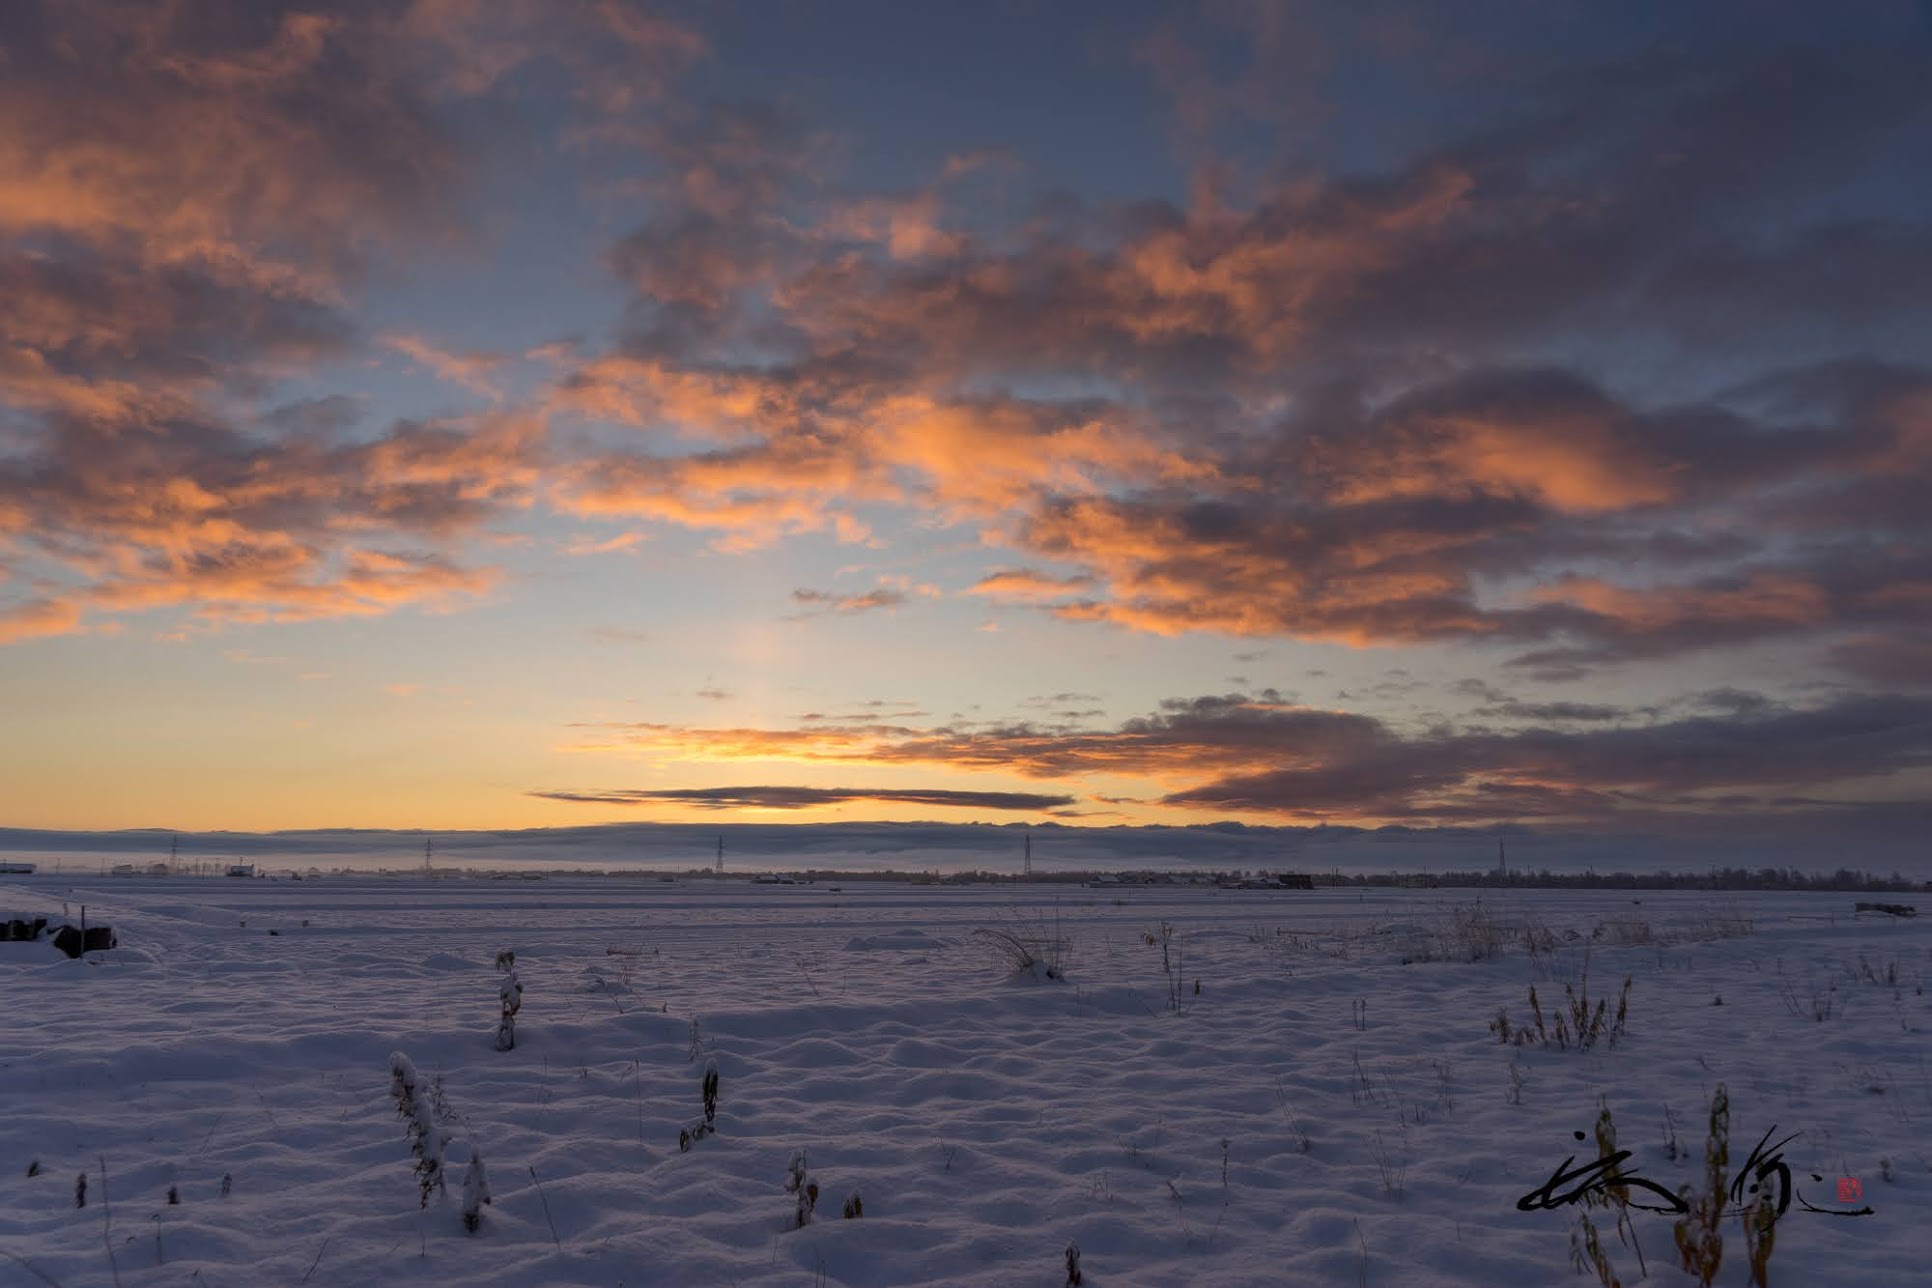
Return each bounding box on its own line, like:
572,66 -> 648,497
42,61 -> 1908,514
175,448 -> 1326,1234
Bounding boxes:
0,598 -> 84,644
1310,386 -> 1681,513
383,334 -> 511,399
565,691 -> 1362,790
965,569 -> 1096,602
0,3 -> 586,644
1538,572 -> 1832,634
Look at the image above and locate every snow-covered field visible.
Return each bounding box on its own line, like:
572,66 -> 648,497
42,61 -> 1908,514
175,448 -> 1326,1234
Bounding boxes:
2,876 -> 1927,1287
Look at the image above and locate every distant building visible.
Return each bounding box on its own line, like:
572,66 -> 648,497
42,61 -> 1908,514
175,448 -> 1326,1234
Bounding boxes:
226,864 -> 256,878
0,862 -> 34,874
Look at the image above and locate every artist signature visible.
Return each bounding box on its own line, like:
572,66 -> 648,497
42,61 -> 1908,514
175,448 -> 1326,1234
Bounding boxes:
1517,1125 -> 1875,1221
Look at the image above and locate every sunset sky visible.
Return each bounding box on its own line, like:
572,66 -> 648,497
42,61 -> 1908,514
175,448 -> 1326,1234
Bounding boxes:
3,1 -> 1931,845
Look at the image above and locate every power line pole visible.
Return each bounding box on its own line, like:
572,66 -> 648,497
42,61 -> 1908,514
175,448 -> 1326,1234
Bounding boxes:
1023,830 -> 1032,880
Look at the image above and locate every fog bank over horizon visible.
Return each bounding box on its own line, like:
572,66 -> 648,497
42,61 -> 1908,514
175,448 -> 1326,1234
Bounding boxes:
3,821 -> 1925,881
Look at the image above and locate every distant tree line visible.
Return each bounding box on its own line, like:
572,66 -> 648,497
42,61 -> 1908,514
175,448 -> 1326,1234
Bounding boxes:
1331,866 -> 1927,893
763,865 -> 1929,892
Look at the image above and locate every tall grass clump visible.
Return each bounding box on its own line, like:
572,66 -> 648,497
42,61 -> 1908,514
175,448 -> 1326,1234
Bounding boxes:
1673,1084 -> 1728,1288
1451,901 -> 1505,960
1774,974 -> 1836,1022
1490,972 -> 1631,1051
1569,1099 -> 1648,1288
973,907 -> 1071,980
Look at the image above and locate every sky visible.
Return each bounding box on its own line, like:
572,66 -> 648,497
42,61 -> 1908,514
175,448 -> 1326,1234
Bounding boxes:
3,0 -> 1932,853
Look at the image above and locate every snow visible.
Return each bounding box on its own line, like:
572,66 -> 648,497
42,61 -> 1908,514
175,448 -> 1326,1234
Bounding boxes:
1,876 -> 1926,1285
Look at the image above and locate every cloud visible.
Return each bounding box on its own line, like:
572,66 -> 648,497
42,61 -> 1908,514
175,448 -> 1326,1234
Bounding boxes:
566,687 -> 1932,834
534,34 -> 1932,672
0,3 -> 465,267
967,569 -> 1096,604
562,531 -> 648,557
784,583 -> 935,625
0,1 -> 603,644
392,0 -> 704,107
1827,633 -> 1932,688
790,587 -> 915,617
0,406 -> 540,635
383,333 -> 511,399
530,785 -> 1075,811
0,598 -> 83,645
9,6 -> 1928,678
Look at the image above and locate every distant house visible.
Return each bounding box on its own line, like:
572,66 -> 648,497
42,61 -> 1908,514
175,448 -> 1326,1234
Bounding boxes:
226,864 -> 256,878
0,862 -> 34,875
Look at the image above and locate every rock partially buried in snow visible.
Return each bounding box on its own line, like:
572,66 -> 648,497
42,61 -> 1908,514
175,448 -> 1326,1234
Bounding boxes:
49,924 -> 116,958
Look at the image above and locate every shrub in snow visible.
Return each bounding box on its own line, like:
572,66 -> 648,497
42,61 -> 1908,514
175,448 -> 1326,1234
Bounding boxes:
971,924 -> 1068,980
1743,1172 -> 1777,1288
494,953 -> 523,1051
1673,1083 -> 1729,1288
25,1160 -> 38,1178
678,1057 -> 722,1151
783,1149 -> 818,1229
1065,1242 -> 1082,1286
389,1051 -> 447,1207
75,1173 -> 86,1208
460,1150 -> 492,1233
1568,1101 -> 1644,1288
390,1051 -> 419,1103
220,1173 -> 231,1198
1569,1212 -> 1616,1288
841,1189 -> 863,1219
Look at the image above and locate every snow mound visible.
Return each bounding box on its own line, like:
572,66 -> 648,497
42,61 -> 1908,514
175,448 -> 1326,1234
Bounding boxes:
844,929 -> 949,951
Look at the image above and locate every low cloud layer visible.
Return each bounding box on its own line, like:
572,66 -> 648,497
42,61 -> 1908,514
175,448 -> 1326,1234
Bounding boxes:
531,785 -> 1074,811
569,689 -> 1932,837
